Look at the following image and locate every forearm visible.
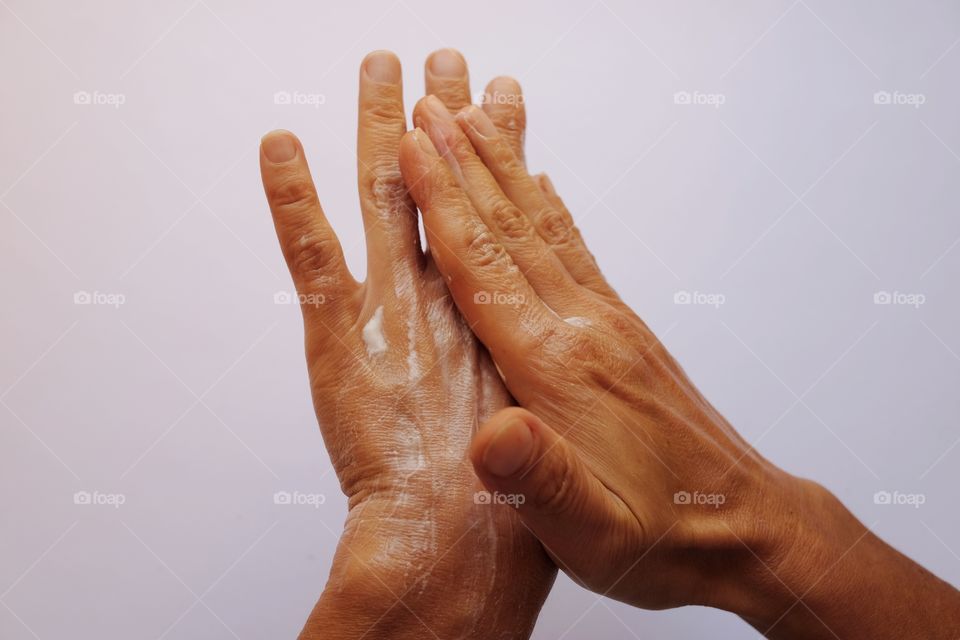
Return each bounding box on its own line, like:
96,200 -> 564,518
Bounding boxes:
731,479 -> 960,639
299,496 -> 555,639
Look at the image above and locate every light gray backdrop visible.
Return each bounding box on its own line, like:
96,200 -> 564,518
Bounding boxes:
2,1 -> 958,638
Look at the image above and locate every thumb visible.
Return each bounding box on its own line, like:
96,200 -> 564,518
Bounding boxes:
470,407 -> 631,576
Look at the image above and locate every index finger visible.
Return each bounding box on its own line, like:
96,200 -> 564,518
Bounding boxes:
398,128 -> 555,368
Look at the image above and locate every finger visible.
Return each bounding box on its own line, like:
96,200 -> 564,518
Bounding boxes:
470,407 -> 635,579
457,106 -> 616,298
260,130 -> 357,330
425,48 -> 472,112
481,76 -> 526,167
398,128 -> 555,367
414,95 -> 591,317
534,172 -> 618,301
357,50 -> 422,291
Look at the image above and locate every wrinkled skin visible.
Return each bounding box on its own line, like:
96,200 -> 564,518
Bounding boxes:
398,93 -> 960,639
261,46 -> 960,640
259,50 -> 554,639
401,92 -> 764,610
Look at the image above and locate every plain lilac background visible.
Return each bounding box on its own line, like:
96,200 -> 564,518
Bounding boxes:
2,1 -> 959,638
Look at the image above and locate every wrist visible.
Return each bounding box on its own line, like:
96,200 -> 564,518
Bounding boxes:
670,465 -> 811,617
301,489 -> 555,639
720,475 -> 960,639
714,474 -> 850,628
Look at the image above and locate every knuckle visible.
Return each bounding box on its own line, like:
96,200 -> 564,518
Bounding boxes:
534,207 -> 575,247
465,228 -> 510,269
362,166 -> 407,214
530,448 -> 578,515
580,334 -> 651,397
601,309 -> 639,338
538,324 -> 626,383
568,331 -> 606,364
268,173 -> 318,214
428,86 -> 469,112
583,351 -> 635,392
288,230 -> 340,286
488,199 -> 533,240
361,97 -> 405,129
491,138 -> 525,176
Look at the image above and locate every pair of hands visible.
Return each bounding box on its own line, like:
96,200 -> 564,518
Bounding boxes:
259,50 -> 960,639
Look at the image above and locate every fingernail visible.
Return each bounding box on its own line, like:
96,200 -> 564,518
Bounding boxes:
538,173 -> 557,195
483,417 -> 534,478
429,48 -> 466,78
458,105 -> 498,139
261,130 -> 297,163
411,128 -> 438,156
424,94 -> 452,120
485,76 -> 521,107
423,96 -> 458,156
364,50 -> 400,83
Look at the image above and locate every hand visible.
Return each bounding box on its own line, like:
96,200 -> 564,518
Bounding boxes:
259,50 -> 554,639
398,96 -> 960,638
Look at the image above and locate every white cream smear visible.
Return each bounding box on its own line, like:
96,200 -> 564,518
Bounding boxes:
564,316 -> 591,328
393,275 -> 422,381
362,305 -> 388,356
